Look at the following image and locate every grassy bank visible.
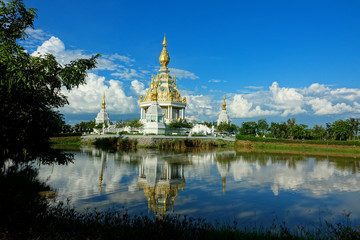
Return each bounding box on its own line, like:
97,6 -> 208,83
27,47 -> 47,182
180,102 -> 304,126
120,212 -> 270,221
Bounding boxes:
50,136 -> 83,149
236,137 -> 360,157
156,139 -> 233,151
236,135 -> 360,146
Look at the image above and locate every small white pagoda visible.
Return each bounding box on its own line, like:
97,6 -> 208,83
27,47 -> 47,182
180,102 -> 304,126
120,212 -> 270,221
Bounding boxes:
139,35 -> 187,134
95,93 -> 111,126
217,94 -> 231,125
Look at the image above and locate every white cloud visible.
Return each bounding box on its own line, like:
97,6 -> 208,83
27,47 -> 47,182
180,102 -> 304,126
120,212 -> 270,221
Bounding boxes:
308,98 -> 352,115
61,73 -> 136,114
229,94 -> 278,118
330,88 -> 360,101
25,28 -> 50,42
302,83 -> 330,96
269,82 -> 306,116
108,53 -> 134,65
184,94 -> 217,120
208,79 -> 221,83
245,86 -> 264,90
169,68 -> 199,80
111,68 -> 143,81
31,36 -> 134,72
130,80 -> 146,96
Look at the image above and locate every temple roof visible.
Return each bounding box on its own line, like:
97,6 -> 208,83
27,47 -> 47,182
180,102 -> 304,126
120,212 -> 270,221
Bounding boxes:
139,35 -> 186,104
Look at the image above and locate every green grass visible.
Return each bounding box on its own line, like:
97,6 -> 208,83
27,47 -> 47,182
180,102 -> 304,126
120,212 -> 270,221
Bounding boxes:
253,143 -> 360,156
236,135 -> 360,146
50,136 -> 82,148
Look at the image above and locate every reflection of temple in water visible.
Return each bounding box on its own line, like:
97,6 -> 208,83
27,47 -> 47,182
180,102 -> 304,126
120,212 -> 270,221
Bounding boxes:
136,155 -> 185,218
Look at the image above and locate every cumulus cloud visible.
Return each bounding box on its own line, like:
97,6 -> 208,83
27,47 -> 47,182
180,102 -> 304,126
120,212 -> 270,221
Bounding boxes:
184,94 -> 217,119
130,80 -> 146,96
330,88 -> 360,101
31,36 -> 134,72
229,94 -> 278,118
308,98 -> 353,115
269,82 -> 306,116
61,73 -> 136,114
169,68 -> 199,80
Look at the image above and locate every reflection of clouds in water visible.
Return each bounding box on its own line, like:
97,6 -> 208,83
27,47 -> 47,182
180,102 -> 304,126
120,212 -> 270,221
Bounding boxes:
37,148 -> 360,225
225,156 -> 360,197
37,148 -> 139,207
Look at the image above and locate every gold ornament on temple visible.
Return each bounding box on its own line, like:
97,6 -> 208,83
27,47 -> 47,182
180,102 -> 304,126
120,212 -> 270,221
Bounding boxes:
159,35 -> 170,68
102,93 -> 106,109
222,94 -> 226,110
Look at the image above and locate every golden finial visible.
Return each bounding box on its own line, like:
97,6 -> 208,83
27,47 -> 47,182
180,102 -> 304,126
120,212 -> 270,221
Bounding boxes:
222,94 -> 226,110
159,34 -> 170,68
102,93 -> 106,109
162,34 -> 167,46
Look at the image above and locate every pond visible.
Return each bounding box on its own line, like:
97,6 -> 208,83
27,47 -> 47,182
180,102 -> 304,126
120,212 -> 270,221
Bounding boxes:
38,147 -> 360,228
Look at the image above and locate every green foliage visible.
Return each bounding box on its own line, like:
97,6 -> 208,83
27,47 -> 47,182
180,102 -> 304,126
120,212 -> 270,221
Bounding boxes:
168,119 -> 193,129
0,0 -> 99,165
217,122 -> 238,133
127,118 -> 143,128
75,120 -> 96,132
257,119 -> 269,135
331,119 -> 351,141
201,121 -> 213,128
239,121 -> 257,135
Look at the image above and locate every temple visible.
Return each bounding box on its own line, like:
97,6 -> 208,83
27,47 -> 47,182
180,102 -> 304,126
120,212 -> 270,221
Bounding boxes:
217,94 -> 231,125
95,93 -> 111,125
139,35 -> 187,134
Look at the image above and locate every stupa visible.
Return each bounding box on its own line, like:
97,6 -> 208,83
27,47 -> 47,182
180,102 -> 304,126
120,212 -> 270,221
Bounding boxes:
139,35 -> 186,134
95,93 -> 111,125
217,94 -> 231,125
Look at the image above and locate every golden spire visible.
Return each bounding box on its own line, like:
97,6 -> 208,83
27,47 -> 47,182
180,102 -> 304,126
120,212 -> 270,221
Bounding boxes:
102,93 -> 106,109
159,34 -> 170,68
222,94 -> 226,110
99,173 -> 103,192
222,176 -> 226,194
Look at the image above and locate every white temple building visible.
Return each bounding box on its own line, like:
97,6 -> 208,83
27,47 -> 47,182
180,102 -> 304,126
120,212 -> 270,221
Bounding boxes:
217,94 -> 231,126
139,35 -> 187,134
95,93 -> 111,126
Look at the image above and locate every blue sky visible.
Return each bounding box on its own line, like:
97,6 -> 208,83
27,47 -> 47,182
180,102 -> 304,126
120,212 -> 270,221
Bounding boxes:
20,0 -> 360,126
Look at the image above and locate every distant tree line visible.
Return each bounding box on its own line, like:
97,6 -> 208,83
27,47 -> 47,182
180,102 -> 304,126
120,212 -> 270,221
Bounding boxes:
238,118 -> 360,141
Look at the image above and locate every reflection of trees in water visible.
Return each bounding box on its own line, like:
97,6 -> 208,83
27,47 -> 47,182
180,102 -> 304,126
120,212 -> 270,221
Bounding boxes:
233,151 -> 360,173
0,165 -> 52,231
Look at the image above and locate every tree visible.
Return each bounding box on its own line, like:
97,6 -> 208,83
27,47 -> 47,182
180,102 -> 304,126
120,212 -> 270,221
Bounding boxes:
127,118 -> 144,129
168,119 -> 193,129
75,120 -> 96,132
217,122 -> 238,133
0,0 -> 99,165
115,120 -> 126,128
239,121 -> 257,136
331,120 -> 351,141
347,118 -> 360,140
202,121 -> 213,128
312,124 -> 326,140
257,119 -> 269,136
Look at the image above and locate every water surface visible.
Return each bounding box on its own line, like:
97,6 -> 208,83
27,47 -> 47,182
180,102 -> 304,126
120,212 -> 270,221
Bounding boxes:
38,148 -> 360,227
